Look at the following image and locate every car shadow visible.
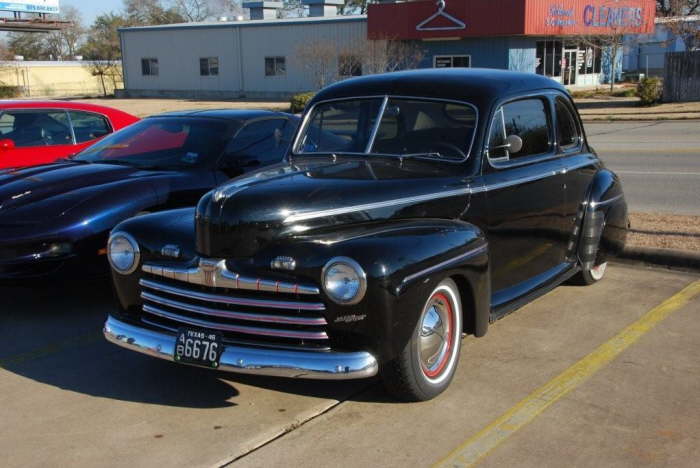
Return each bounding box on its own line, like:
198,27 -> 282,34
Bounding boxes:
1,282 -> 382,408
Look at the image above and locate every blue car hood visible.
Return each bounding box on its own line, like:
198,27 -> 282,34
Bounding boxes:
0,162 -> 159,225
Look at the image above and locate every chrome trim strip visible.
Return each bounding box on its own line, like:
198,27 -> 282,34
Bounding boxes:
283,187 -> 471,224
142,303 -> 329,340
401,244 -> 488,285
365,95 -> 388,153
284,157 -> 597,224
590,193 -> 623,208
105,316 -> 378,380
142,259 -> 320,295
139,279 -> 326,311
141,291 -> 328,326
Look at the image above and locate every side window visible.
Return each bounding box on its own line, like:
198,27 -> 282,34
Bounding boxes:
488,98 -> 551,162
221,119 -> 290,169
69,111 -> 112,143
0,113 -> 15,135
2,110 -> 73,147
555,97 -> 580,150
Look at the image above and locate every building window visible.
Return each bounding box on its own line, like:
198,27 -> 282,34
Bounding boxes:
141,58 -> 159,76
339,55 -> 362,77
433,55 -> 471,68
200,57 -> 219,76
537,41 -> 603,78
265,57 -> 286,76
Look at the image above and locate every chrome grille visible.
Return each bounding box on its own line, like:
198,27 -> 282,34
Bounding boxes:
137,259 -> 329,351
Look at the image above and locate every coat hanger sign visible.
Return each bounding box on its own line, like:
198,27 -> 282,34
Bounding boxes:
416,0 -> 467,31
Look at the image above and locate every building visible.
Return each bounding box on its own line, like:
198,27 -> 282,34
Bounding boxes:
119,0 -> 656,99
623,15 -> 700,77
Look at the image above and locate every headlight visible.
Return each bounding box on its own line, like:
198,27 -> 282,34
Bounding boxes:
107,232 -> 140,275
322,257 -> 367,305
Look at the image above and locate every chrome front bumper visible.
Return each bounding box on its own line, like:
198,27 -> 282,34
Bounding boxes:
103,315 -> 379,380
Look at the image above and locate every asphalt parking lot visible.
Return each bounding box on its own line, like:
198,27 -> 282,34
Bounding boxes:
2,263 -> 699,467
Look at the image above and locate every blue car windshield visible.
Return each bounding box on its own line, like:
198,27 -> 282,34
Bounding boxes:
74,117 -> 237,169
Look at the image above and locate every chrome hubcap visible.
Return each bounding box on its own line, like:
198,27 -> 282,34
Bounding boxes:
590,261 -> 608,281
419,293 -> 453,378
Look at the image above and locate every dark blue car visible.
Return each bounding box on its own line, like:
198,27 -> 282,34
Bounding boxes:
0,109 -> 299,282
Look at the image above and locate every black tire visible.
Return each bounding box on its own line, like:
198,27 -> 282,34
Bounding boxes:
381,278 -> 463,401
573,261 -> 608,285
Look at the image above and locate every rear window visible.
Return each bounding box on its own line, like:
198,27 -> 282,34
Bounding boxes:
75,117 -> 236,169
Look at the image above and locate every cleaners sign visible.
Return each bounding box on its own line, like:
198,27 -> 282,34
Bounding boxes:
367,0 -> 655,40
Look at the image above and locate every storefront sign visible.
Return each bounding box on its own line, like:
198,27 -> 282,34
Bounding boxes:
367,0 -> 655,40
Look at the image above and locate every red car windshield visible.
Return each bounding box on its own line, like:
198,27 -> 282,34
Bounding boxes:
74,117 -> 238,169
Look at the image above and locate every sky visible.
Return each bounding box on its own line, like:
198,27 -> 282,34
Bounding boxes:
63,0 -> 124,24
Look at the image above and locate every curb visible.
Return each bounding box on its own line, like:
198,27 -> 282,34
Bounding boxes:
618,246 -> 700,272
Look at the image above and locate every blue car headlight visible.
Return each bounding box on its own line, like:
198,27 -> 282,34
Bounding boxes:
107,232 -> 140,275
322,257 -> 367,305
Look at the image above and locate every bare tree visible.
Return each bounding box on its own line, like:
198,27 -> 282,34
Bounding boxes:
42,6 -> 85,60
656,0 -> 700,17
659,2 -> 700,51
88,60 -> 123,96
171,0 -> 213,21
210,0 -> 244,18
296,41 -> 338,89
357,37 -> 425,74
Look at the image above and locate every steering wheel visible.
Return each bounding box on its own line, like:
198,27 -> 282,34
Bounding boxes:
432,141 -> 466,160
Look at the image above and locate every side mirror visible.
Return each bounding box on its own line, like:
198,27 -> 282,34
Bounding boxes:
489,134 -> 523,155
0,138 -> 15,151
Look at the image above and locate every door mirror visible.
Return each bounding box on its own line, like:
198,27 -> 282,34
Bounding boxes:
489,134 -> 523,155
0,138 -> 15,151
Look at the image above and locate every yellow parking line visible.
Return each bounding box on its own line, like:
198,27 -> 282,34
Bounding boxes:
434,279 -> 700,468
0,331 -> 102,369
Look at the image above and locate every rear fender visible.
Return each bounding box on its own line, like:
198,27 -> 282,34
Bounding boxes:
577,169 -> 628,269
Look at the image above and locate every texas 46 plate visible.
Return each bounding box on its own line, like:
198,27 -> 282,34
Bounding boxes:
174,328 -> 223,368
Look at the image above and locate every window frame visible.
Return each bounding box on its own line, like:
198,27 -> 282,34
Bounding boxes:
553,95 -> 583,154
484,92 -> 557,170
264,56 -> 286,77
141,58 -> 159,76
67,110 -> 114,144
199,57 -> 219,77
433,55 -> 472,68
291,94 -> 479,165
215,116 -> 291,168
0,108 -> 83,146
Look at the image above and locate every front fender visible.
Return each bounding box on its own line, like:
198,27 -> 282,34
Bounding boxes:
270,219 -> 489,364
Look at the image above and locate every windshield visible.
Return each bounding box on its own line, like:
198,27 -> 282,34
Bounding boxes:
295,97 -> 477,161
74,117 -> 237,169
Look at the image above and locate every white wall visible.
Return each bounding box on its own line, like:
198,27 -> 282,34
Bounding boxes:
121,18 -> 367,98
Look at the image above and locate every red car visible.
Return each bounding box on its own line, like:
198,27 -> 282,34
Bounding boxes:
0,101 -> 139,169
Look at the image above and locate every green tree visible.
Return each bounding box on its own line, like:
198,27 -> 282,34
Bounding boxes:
79,13 -> 129,60
124,0 -> 186,25
7,33 -> 48,60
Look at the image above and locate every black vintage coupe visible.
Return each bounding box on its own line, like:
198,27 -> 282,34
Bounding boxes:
104,69 -> 627,401
0,110 -> 298,282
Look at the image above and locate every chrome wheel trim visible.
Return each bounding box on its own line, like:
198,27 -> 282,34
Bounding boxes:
590,261 -> 607,281
418,284 -> 461,385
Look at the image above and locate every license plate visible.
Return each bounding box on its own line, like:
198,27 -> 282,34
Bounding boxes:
174,328 -> 223,368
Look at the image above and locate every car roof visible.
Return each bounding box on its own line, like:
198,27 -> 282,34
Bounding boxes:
0,100 -> 137,117
310,68 -> 567,109
150,109 -> 293,121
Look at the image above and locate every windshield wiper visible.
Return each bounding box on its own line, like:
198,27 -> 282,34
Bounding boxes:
57,157 -> 91,164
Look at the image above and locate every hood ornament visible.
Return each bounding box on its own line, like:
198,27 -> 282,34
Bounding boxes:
416,0 -> 466,31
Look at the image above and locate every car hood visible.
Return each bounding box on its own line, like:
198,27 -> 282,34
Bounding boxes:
196,158 -> 471,258
0,162 -> 158,225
